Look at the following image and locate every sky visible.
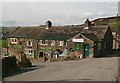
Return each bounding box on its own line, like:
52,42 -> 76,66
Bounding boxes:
0,1 -> 119,27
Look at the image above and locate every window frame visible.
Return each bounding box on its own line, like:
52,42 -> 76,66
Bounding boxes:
28,49 -> 33,55
11,38 -> 17,44
58,41 -> 64,46
39,40 -> 48,45
27,41 -> 32,46
51,40 -> 55,46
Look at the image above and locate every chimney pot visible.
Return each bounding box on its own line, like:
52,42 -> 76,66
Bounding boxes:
46,20 -> 52,29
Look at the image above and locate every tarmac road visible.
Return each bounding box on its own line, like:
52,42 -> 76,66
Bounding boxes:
4,57 -> 118,81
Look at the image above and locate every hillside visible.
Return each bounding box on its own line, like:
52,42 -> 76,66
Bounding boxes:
92,16 -> 120,25
0,26 -> 17,39
0,26 -> 17,32
91,16 -> 120,35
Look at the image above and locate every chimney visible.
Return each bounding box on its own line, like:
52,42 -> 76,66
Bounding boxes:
46,20 -> 52,29
85,19 -> 91,29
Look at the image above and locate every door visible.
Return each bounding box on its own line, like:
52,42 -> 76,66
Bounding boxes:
84,44 -> 90,57
39,52 -> 43,57
34,50 -> 37,59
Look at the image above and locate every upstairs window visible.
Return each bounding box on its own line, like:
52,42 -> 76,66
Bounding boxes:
58,41 -> 64,46
39,40 -> 48,45
51,40 -> 55,46
27,41 -> 32,46
11,38 -> 17,44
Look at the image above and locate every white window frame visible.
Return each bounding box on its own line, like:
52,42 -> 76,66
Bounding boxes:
11,38 -> 17,44
39,40 -> 48,45
51,40 -> 55,46
39,40 -> 43,45
27,41 -> 32,46
24,48 -> 28,54
28,49 -> 33,55
58,41 -> 64,46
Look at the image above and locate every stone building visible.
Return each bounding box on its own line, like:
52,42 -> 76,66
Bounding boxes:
7,20 -> 113,60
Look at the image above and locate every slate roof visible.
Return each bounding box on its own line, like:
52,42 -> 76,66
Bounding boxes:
83,26 -> 108,40
81,33 -> 99,41
9,25 -> 84,40
8,25 -> 108,41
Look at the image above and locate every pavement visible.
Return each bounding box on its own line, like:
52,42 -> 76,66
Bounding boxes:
3,56 -> 118,81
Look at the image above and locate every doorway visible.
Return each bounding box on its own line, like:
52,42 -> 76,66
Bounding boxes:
34,50 -> 37,59
84,44 -> 90,57
39,52 -> 43,57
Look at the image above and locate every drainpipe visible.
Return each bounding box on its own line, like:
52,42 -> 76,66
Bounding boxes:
64,40 -> 67,50
37,39 -> 39,59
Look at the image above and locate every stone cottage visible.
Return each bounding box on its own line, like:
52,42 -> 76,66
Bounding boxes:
7,20 -> 113,60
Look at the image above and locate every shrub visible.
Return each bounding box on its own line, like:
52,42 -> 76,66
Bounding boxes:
0,39 -> 7,48
2,56 -> 19,77
19,59 -> 32,68
18,54 -> 32,68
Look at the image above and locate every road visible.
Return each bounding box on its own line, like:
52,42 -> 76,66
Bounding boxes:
4,57 -> 118,81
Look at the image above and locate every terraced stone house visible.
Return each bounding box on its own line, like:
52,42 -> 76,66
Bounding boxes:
7,20 -> 113,60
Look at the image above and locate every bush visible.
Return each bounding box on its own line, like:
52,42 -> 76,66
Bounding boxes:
0,39 -> 7,48
19,59 -> 32,68
18,54 -> 32,68
2,56 -> 19,77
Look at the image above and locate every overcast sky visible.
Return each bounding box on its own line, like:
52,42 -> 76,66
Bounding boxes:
1,2 -> 119,27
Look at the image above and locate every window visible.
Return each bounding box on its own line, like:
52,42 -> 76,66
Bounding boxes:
75,43 -> 81,50
28,49 -> 33,54
24,49 -> 33,55
98,43 -> 101,50
51,40 -> 55,46
12,39 -> 14,42
39,40 -> 48,45
58,41 -> 64,46
27,41 -> 32,46
11,38 -> 17,44
15,39 -> 17,42
24,49 -> 28,54
104,42 -> 106,49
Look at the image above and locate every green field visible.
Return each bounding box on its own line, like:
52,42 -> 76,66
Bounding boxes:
0,39 -> 7,48
108,21 -> 120,34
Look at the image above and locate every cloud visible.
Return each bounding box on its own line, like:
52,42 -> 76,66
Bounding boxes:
52,11 -> 112,25
1,2 -> 118,26
62,11 -> 109,21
